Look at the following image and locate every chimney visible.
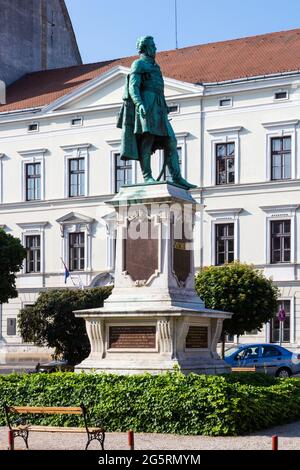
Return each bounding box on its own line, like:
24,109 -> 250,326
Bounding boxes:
0,80 -> 6,105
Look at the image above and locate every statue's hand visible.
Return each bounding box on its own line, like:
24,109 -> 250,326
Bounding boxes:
138,104 -> 146,118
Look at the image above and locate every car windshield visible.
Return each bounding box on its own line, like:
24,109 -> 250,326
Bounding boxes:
225,347 -> 240,357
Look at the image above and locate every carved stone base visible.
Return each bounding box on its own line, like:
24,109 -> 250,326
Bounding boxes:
75,183 -> 232,375
75,309 -> 231,375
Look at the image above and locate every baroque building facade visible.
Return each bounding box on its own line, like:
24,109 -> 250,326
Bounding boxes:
1,28 -> 300,361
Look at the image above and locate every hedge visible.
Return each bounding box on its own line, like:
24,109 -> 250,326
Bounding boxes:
1,371 -> 300,436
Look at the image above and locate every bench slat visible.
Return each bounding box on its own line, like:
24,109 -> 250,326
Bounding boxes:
9,406 -> 82,415
231,367 -> 256,372
29,426 -> 87,433
29,426 -> 104,433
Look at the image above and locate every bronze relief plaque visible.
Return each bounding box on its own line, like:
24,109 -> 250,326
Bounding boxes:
109,326 -> 156,349
173,219 -> 191,285
186,326 -> 208,349
124,218 -> 158,283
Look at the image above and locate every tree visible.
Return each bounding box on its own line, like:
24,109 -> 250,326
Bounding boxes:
0,229 -> 26,304
195,262 -> 279,357
18,287 -> 112,364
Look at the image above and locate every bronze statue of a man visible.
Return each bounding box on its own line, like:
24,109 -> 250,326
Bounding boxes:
117,36 -> 197,190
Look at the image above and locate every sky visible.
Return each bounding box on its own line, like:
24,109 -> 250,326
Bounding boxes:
65,0 -> 300,64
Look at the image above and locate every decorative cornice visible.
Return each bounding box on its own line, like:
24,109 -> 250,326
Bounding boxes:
262,119 -> 299,128
106,139 -> 121,147
206,126 -> 243,134
260,204 -> 299,216
206,208 -> 243,218
56,211 -> 95,225
17,221 -> 49,230
18,148 -> 47,157
60,143 -> 91,151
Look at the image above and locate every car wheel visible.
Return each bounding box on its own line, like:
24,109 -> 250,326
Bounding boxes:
276,367 -> 291,378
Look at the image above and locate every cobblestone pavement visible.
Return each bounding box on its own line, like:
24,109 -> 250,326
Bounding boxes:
1,421 -> 300,450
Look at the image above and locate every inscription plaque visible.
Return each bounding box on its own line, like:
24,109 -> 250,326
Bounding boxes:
109,326 -> 156,349
186,326 -> 208,349
173,218 -> 191,284
124,218 -> 158,282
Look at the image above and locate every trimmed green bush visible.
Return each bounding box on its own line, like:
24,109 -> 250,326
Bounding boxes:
1,371 -> 300,436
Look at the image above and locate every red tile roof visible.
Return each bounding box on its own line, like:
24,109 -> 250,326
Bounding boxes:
2,28 -> 300,113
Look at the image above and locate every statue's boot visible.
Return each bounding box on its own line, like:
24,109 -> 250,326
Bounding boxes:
167,155 -> 197,190
140,154 -> 156,184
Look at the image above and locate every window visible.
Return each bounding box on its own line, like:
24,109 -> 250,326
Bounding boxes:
115,153 -> 132,192
215,223 -> 234,265
235,346 -> 259,361
226,334 -> 234,343
25,235 -> 41,273
69,232 -> 85,271
274,91 -> 288,100
219,98 -> 232,107
271,136 -> 291,180
69,158 -> 85,197
27,123 -> 39,132
168,104 -> 179,114
25,162 -> 41,201
216,143 -> 235,185
7,318 -> 16,336
163,147 -> 182,182
271,220 -> 291,263
261,345 -> 281,357
270,300 -> 291,343
71,117 -> 83,127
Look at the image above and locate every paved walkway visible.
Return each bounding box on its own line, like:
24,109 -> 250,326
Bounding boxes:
1,421 -> 300,450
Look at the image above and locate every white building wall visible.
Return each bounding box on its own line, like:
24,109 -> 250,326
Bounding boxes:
1,69 -> 300,361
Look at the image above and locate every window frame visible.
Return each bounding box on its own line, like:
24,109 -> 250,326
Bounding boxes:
215,142 -> 235,185
25,161 -> 41,201
207,127 -> 242,186
68,157 -> 85,198
25,234 -> 41,273
270,219 -> 291,264
206,208 -> 242,266
215,222 -> 235,266
19,149 -> 47,202
262,120 -> 298,181
62,144 -> 90,198
70,116 -> 83,127
69,231 -> 85,272
27,122 -> 39,133
114,153 -> 133,193
260,205 -> 298,265
18,222 -> 47,275
219,97 -> 233,108
274,90 -> 289,101
270,136 -> 291,181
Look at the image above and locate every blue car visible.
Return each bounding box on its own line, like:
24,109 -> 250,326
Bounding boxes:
224,343 -> 300,377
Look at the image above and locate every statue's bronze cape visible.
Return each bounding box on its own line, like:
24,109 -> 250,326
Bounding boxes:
117,75 -> 139,161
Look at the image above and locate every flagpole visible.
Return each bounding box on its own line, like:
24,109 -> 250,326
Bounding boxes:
175,0 -> 178,49
60,257 -> 76,286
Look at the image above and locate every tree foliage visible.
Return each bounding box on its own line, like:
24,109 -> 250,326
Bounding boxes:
195,261 -> 279,337
18,287 -> 112,364
0,229 -> 26,304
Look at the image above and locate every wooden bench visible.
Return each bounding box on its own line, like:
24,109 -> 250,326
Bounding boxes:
231,367 -> 256,372
4,403 -> 105,450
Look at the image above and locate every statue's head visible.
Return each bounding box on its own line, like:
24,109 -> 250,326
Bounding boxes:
136,36 -> 156,58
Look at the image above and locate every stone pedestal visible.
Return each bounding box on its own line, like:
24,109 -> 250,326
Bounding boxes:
75,182 -> 231,374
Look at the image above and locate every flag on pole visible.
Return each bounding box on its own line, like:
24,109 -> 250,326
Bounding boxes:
61,258 -> 70,284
